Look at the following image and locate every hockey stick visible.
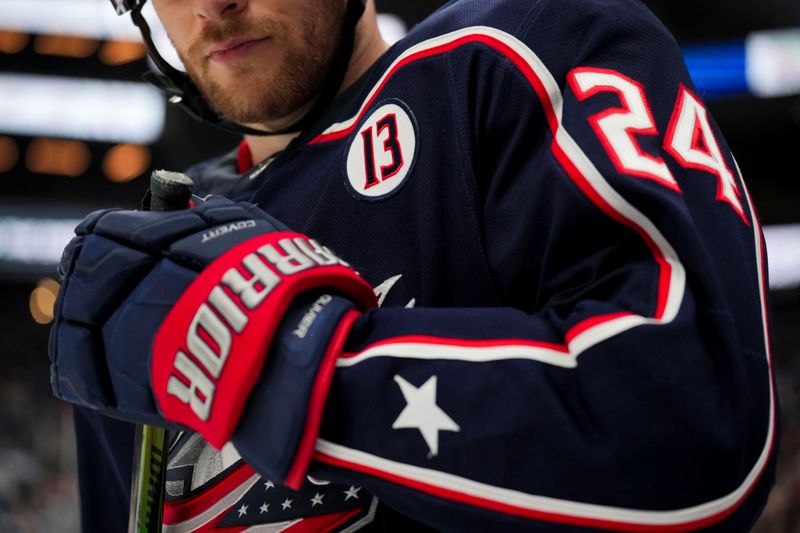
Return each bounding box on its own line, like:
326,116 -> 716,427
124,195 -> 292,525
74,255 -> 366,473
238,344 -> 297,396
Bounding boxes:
127,170 -> 194,533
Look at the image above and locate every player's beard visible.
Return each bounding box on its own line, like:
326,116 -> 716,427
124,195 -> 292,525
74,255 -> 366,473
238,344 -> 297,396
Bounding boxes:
178,2 -> 345,127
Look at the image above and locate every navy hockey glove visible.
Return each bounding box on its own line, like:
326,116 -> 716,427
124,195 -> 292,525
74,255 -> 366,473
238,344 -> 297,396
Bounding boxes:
50,198 -> 376,450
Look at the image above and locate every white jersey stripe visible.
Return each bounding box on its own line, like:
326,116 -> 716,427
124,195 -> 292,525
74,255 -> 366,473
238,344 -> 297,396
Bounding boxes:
315,437 -> 740,530
338,341 -> 577,368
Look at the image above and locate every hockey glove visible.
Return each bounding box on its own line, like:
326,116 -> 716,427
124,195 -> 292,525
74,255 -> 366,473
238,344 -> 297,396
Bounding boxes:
50,197 -> 376,451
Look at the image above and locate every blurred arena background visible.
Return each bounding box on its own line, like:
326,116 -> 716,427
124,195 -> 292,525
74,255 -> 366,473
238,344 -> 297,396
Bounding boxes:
0,0 -> 798,530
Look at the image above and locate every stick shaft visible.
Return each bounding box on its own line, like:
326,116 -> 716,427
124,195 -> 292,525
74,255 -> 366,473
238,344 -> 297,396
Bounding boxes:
128,426 -> 168,533
128,170 -> 194,533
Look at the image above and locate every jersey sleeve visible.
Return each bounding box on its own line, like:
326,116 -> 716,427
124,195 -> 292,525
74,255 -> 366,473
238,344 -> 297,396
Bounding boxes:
229,0 -> 777,530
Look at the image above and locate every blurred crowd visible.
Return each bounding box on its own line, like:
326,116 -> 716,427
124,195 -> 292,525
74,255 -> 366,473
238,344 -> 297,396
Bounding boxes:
0,357 -> 78,532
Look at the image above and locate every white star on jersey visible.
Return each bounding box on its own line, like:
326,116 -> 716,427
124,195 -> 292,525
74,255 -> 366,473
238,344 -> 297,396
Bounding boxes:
281,498 -> 293,510
237,504 -> 248,517
392,375 -> 460,456
310,492 -> 325,507
344,486 -> 361,501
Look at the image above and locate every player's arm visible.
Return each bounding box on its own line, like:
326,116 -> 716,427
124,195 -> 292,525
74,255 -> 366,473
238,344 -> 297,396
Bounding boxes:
250,1 -> 774,530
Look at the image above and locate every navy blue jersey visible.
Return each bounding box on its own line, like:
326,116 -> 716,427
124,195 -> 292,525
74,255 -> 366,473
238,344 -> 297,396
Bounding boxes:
73,0 -> 777,530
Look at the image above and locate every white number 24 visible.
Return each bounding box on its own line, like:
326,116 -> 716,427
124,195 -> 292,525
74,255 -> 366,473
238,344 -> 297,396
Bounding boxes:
568,67 -> 746,221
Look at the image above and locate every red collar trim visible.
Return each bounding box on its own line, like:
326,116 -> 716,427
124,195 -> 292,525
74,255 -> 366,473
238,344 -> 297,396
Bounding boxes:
237,140 -> 254,174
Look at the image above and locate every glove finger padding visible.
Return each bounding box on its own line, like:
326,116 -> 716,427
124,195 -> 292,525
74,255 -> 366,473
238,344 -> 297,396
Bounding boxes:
50,197 -> 377,438
102,259 -> 198,424
51,200 -> 278,421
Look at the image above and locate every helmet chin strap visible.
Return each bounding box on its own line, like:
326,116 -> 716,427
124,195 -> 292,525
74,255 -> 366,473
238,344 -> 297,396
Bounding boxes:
132,0 -> 366,137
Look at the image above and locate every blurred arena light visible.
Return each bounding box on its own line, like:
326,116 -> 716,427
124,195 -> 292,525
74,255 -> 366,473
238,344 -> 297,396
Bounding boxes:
0,136 -> 19,172
0,73 -> 165,144
34,34 -> 99,59
682,42 -> 748,98
377,14 -> 408,45
762,225 -> 800,290
0,29 -> 28,53
0,0 -> 184,69
0,217 -> 80,266
26,138 -> 91,177
103,143 -> 151,183
684,27 -> 800,99
0,0 -> 140,41
29,278 -> 60,325
99,40 -> 147,66
746,28 -> 800,98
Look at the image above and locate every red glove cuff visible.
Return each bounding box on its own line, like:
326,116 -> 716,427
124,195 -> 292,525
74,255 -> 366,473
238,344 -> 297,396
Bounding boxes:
150,232 -> 376,448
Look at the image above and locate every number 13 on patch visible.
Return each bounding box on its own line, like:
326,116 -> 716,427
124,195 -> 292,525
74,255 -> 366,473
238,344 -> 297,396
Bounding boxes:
346,101 -> 418,200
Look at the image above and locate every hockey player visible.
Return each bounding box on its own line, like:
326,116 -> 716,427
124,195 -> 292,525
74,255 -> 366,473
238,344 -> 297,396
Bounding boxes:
50,0 -> 778,530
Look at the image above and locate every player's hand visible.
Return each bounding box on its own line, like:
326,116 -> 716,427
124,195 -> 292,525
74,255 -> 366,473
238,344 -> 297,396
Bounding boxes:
49,197 -> 376,446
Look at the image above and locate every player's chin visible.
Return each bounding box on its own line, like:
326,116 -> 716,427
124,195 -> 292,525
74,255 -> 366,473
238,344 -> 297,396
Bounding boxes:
192,76 -> 255,122
212,92 -> 278,127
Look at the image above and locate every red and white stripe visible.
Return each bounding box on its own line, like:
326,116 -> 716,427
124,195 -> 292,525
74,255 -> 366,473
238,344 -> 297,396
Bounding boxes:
315,26 -> 776,531
162,466 -> 261,532
338,335 -> 576,368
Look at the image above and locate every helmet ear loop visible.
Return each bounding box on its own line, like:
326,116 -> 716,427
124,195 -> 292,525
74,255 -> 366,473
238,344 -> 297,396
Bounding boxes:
130,5 -> 210,114
131,6 -> 185,86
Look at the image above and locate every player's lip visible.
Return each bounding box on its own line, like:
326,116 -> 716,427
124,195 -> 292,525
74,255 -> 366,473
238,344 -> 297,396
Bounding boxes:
208,36 -> 270,63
